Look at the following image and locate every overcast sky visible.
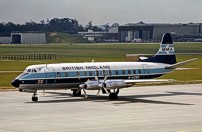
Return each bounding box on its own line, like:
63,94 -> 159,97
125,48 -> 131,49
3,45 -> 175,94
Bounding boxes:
0,0 -> 202,25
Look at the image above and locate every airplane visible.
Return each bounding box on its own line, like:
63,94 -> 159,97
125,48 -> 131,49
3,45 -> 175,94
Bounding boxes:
11,33 -> 197,102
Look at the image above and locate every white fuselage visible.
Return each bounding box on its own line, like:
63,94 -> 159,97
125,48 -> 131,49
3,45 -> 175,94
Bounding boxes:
15,62 -> 172,90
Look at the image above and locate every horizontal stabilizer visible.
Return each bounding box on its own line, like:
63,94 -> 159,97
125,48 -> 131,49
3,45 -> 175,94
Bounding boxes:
165,58 -> 197,69
124,79 -> 174,84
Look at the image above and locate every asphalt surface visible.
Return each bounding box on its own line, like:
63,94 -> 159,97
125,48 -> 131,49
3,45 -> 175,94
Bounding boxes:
0,84 -> 202,132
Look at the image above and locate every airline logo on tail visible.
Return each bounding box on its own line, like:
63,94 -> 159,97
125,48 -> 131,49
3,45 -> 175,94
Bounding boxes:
157,44 -> 175,55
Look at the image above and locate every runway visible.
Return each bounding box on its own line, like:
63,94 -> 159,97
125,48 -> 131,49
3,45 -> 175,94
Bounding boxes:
0,84 -> 202,132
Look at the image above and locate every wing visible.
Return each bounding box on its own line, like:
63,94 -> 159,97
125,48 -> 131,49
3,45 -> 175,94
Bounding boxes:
124,79 -> 174,85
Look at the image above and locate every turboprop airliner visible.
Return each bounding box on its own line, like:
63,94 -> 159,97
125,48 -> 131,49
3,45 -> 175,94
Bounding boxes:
11,33 -> 196,102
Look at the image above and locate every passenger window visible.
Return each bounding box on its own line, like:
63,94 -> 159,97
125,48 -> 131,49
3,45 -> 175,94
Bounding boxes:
109,70 -> 112,76
133,69 -> 136,74
76,71 -> 79,76
103,70 -> 106,76
89,71 -> 92,76
84,71 -> 87,76
122,70 -> 125,75
115,70 -> 118,75
65,72 -> 68,77
96,70 -> 99,76
128,70 -> 131,74
138,69 -> 141,74
57,72 -> 61,77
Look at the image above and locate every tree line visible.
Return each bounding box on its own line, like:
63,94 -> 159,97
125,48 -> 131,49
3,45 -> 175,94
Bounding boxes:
0,18 -> 119,36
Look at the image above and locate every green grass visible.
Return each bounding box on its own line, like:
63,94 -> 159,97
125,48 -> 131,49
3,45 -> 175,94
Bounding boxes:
0,72 -> 20,88
0,43 -> 202,88
161,55 -> 202,81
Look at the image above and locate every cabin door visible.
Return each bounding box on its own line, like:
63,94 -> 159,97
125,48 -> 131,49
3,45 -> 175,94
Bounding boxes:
44,67 -> 56,87
142,64 -> 149,79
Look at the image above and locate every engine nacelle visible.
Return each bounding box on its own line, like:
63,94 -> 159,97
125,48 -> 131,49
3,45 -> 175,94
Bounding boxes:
83,80 -> 132,90
19,89 -> 37,93
105,80 -> 132,89
84,81 -> 99,90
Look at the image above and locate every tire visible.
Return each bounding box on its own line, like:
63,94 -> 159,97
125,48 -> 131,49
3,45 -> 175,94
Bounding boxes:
32,97 -> 38,102
109,93 -> 118,100
73,90 -> 81,97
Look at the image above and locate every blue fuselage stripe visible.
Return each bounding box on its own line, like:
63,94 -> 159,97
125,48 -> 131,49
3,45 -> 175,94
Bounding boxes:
20,68 -> 172,80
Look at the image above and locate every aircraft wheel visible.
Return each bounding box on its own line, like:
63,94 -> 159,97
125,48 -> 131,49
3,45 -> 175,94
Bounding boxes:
32,96 -> 38,102
73,90 -> 81,97
109,93 -> 118,100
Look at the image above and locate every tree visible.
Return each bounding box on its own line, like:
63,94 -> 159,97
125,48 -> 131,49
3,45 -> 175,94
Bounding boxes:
0,17 -> 85,34
91,26 -> 102,31
103,23 -> 110,31
85,21 -> 93,31
111,23 -> 119,28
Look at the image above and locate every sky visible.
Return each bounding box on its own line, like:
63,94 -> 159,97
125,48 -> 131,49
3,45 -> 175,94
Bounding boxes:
0,0 -> 202,25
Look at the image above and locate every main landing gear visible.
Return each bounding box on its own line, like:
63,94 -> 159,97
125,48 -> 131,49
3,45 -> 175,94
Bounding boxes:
72,88 -> 120,100
73,90 -> 81,97
32,93 -> 38,102
108,89 -> 119,100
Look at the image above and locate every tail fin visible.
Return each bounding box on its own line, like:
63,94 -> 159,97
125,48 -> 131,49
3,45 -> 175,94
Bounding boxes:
142,33 -> 177,64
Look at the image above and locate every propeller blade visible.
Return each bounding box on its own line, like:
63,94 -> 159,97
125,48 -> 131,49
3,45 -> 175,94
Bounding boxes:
95,76 -> 100,84
83,89 -> 88,98
104,76 -> 107,82
96,76 -> 109,96
102,87 -> 109,95
76,88 -> 81,94
42,90 -> 45,95
101,88 -> 106,94
95,76 -> 98,81
77,84 -> 83,94
97,88 -> 101,96
116,89 -> 120,94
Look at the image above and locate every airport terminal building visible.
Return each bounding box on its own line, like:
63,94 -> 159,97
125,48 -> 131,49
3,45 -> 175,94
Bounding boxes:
118,23 -> 202,42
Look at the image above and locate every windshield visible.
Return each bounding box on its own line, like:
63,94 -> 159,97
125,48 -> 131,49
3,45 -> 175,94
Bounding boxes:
24,68 -> 38,73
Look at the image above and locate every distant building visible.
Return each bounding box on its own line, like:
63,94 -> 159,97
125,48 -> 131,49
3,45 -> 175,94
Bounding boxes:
78,27 -> 119,42
0,37 -> 11,44
119,23 -> 202,42
11,33 -> 46,44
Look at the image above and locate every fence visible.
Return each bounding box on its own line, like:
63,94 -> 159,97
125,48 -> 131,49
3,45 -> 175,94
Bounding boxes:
0,54 -> 57,60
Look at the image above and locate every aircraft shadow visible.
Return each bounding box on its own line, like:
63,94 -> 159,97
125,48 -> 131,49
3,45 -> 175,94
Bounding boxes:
25,91 -> 198,106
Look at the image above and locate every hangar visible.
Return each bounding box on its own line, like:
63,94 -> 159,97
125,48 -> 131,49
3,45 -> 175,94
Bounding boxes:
118,23 -> 202,42
0,37 -> 11,44
11,33 -> 46,44
78,28 -> 119,42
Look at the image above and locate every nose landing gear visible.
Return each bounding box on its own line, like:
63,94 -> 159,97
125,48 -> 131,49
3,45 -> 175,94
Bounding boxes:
32,93 -> 38,102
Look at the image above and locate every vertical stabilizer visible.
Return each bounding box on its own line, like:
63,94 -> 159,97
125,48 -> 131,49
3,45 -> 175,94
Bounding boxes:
142,33 -> 177,64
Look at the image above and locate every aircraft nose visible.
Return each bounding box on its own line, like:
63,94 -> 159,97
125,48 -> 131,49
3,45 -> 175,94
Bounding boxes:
11,79 -> 20,88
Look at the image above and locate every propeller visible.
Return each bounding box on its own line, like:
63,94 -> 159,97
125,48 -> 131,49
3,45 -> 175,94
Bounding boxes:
77,84 -> 88,98
42,90 -> 45,95
96,76 -> 109,96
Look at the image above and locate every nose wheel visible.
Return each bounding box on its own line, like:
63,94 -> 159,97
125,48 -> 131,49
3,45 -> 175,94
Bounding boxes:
32,93 -> 38,102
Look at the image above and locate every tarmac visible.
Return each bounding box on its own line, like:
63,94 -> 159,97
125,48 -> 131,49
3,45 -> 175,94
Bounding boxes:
0,84 -> 202,132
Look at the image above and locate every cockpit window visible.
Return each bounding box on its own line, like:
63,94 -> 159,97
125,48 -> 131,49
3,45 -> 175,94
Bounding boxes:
24,66 -> 45,73
32,69 -> 37,73
24,69 -> 37,73
27,69 -> 31,73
